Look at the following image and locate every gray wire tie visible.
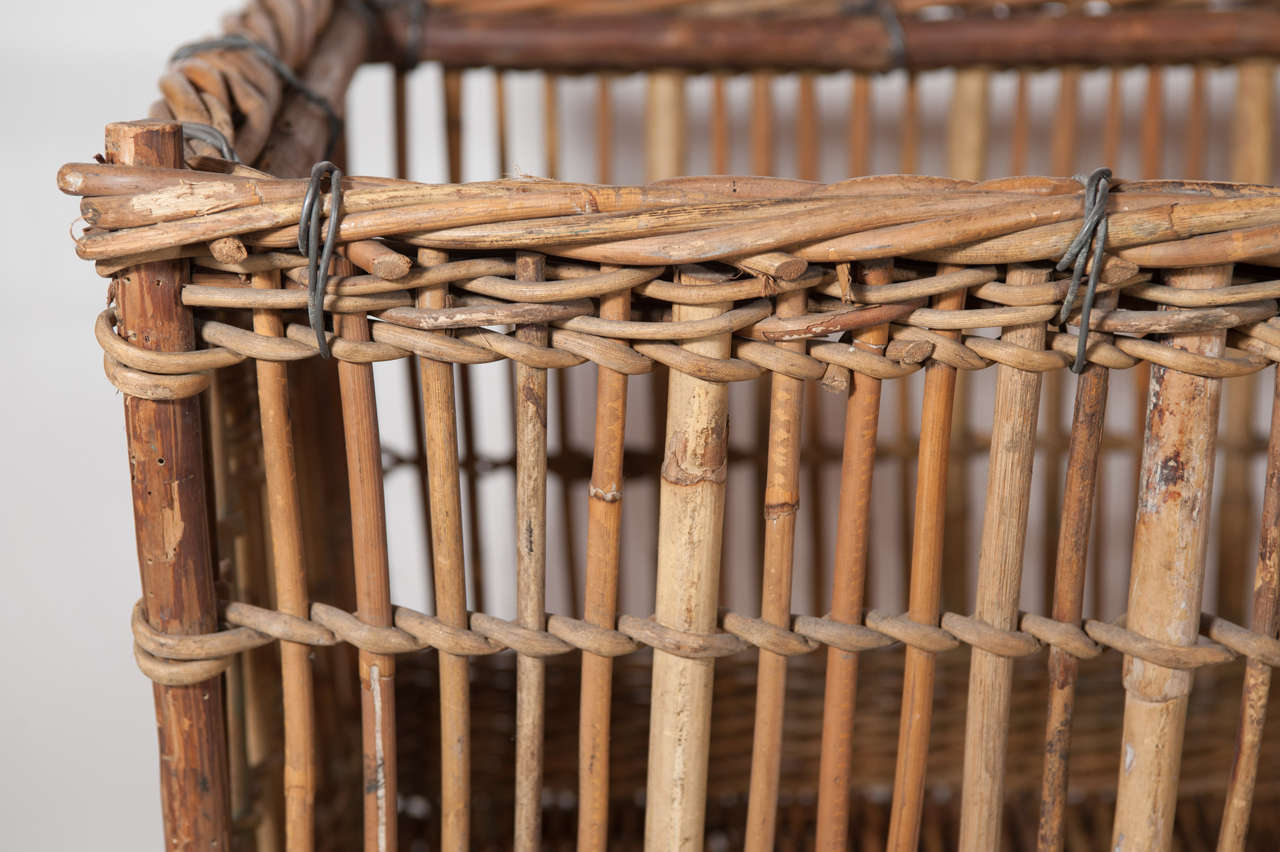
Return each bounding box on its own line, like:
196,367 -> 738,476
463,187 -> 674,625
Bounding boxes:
1055,167 -> 1113,374
171,34 -> 343,161
181,122 -> 240,162
298,161 -> 344,359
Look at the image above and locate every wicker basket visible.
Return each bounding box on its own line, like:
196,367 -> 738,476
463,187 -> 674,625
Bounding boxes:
61,1 -> 1280,849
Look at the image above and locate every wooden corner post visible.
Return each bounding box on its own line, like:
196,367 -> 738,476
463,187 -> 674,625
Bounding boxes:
106,119 -> 231,850
1111,263 -> 1232,850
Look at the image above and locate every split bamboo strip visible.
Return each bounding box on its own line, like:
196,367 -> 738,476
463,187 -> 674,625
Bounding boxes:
956,264 -> 1047,850
743,287 -> 807,851
107,119 -> 231,852
576,266 -> 630,852
644,266 -> 732,852
252,269 -> 317,852
1036,293 -> 1118,852
886,268 -> 969,851
814,260 -> 893,851
1111,263 -> 1233,851
513,251 -> 549,852
1217,366 -> 1280,850
414,248 -> 472,852
335,297 -> 398,852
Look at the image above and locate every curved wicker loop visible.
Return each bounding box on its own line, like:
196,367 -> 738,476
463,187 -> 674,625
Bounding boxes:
808,340 -> 923,380
546,615 -> 642,658
104,354 -> 209,400
721,612 -> 821,657
393,608 -> 503,656
1085,617 -> 1237,670
792,614 -> 899,652
97,309 -> 243,373
201,320 -> 315,362
1020,612 -> 1103,660
470,612 -> 575,658
1203,613 -> 1280,668
133,643 -> 231,687
890,326 -> 989,371
733,338 -> 828,381
309,602 -> 421,655
617,614 -> 748,659
941,612 -> 1041,658
128,595 -> 1280,687
222,601 -> 337,647
1112,337 -> 1269,378
963,335 -> 1071,373
864,609 -> 961,653
632,342 -> 764,383
132,600 -> 269,660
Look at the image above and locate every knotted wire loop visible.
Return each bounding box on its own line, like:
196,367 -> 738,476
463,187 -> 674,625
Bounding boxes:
1056,166 -> 1112,373
171,34 -> 343,160
180,122 -> 240,162
298,161 -> 344,358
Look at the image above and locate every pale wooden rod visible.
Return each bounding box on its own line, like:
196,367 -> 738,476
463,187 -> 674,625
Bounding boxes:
644,266 -> 732,851
415,247 -> 473,851
252,269 -> 318,852
513,251 -> 550,851
645,71 -> 685,183
107,119 -> 231,851
743,286 -> 807,850
334,279 -> 398,852
885,267 -> 968,850
957,264 -> 1048,850
814,260 -> 894,851
1111,263 -> 1233,851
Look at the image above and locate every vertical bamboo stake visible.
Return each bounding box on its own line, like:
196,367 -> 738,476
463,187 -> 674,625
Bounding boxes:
1041,70 -> 1080,617
948,67 -> 989,181
1037,293 -> 1118,852
497,70 -> 509,176
849,73 -> 871,177
514,251 -> 549,851
1010,71 -> 1030,176
644,267 -> 732,851
646,71 -> 685,181
1102,68 -> 1124,170
544,75 -> 559,180
577,268 -> 631,852
957,265 -> 1048,850
597,74 -> 613,184
900,72 -> 919,174
415,248 -> 472,852
1218,367 -> 1280,850
1184,64 -> 1209,180
252,270 -> 317,852
943,69 -> 988,613
815,260 -> 893,851
1111,264 -> 1233,851
886,270 -> 968,851
751,71 -> 774,176
744,288 -> 807,851
334,294 -> 398,852
711,73 -> 730,175
392,68 -> 437,618
1219,59 -> 1274,624
106,119 -> 230,852
442,67 -> 486,614
797,72 -> 819,182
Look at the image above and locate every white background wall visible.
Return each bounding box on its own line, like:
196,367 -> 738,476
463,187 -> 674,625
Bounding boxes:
2,3 -> 1269,848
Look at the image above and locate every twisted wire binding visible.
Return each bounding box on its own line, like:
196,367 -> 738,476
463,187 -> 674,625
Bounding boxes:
180,122 -> 240,162
1056,166 -> 1113,373
298,161 -> 344,358
171,34 -> 343,161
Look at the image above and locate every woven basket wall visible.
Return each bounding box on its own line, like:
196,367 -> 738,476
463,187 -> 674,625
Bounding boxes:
62,1 -> 1280,850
